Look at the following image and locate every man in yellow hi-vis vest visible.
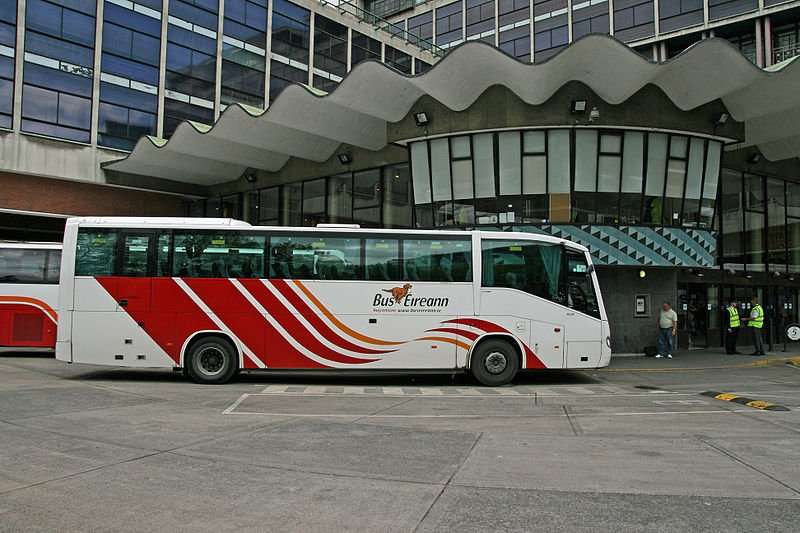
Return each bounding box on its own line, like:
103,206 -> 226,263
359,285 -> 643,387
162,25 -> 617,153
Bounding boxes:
745,295 -> 765,356
725,301 -> 740,355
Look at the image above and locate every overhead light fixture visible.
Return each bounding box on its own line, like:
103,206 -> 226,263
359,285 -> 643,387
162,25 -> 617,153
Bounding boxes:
691,268 -> 705,278
638,269 -> 646,279
571,100 -> 587,113
244,172 -> 257,183
744,272 -> 753,279
589,106 -> 600,122
715,112 -> 729,125
337,152 -> 352,165
748,153 -> 761,165
414,112 -> 429,127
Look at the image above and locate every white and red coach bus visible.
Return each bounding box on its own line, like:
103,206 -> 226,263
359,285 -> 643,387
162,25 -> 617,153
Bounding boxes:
0,242 -> 61,350
56,217 -> 610,385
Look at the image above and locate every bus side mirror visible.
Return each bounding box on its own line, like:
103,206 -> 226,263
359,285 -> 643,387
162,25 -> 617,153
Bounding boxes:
587,264 -> 595,274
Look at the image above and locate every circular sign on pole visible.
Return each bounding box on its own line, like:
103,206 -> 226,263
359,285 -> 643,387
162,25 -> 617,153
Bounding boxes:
786,323 -> 800,342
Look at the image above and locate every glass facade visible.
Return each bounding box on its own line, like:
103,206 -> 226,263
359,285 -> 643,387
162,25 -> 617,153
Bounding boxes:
0,0 -> 16,129
3,0 -> 435,147
409,128 -> 722,229
98,0 -> 162,150
222,0 -> 267,109
163,0 -> 219,138
22,0 -> 96,143
198,163 -> 414,229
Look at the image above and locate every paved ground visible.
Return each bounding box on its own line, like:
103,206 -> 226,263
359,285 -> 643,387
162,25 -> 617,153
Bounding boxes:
1,349 -> 800,532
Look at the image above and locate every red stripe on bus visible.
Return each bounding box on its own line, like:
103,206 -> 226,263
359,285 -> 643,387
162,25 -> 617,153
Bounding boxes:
443,318 -> 546,369
269,279 -> 393,356
185,278 -> 326,369
426,327 -> 480,341
96,277 -> 218,365
239,279 -> 378,366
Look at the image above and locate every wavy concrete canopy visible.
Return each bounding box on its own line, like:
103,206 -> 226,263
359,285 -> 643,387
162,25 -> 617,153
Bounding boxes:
105,35 -> 800,186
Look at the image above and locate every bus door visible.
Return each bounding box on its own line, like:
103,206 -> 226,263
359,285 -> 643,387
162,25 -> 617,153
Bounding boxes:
562,251 -> 603,368
72,230 -> 157,365
478,239 -> 565,369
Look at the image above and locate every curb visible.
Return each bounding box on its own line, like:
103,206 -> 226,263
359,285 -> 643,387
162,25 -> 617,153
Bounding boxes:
700,390 -> 790,411
599,355 -> 800,373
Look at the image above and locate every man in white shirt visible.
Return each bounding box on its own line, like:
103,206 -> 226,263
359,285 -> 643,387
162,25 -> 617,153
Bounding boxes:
656,302 -> 678,359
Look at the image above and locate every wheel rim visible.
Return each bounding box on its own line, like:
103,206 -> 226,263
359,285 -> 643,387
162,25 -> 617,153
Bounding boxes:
196,346 -> 226,377
485,351 -> 508,375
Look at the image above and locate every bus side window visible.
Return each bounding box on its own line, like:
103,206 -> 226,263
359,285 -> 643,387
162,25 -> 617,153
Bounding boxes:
365,239 -> 400,281
481,240 -> 563,303
76,230 -> 118,276
403,239 -> 472,282
566,252 -> 600,318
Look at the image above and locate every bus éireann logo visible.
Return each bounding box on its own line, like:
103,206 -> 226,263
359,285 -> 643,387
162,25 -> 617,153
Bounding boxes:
373,284 -> 449,313
383,284 -> 412,304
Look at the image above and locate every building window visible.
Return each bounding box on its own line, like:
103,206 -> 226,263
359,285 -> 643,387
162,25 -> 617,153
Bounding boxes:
773,22 -> 800,64
572,1 -> 609,40
313,15 -> 347,92
435,1 -> 463,48
222,0 -> 267,109
659,0 -> 704,34
407,11 -> 433,46
98,1 -> 161,150
270,0 -> 309,102
163,0 -> 218,137
0,0 -> 17,129
708,0 -> 758,23
499,26 -> 530,62
22,0 -> 96,143
385,46 -> 411,74
409,128 -> 724,230
351,31 -> 381,68
533,0 -> 568,62
466,0 -> 495,43
614,0 -> 655,42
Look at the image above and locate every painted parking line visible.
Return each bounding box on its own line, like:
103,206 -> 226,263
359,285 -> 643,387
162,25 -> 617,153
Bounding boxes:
221,393 -> 771,419
254,384 -> 665,398
700,390 -> 791,411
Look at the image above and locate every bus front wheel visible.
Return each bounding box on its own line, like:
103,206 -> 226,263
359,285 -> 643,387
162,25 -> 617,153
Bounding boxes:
185,337 -> 238,385
470,339 -> 519,387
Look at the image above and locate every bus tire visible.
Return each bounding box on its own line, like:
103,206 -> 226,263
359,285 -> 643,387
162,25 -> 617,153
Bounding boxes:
185,337 -> 238,385
470,339 -> 519,387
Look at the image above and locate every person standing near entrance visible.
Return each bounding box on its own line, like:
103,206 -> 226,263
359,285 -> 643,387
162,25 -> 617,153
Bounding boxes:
724,301 -> 740,354
745,295 -> 765,356
656,302 -> 678,359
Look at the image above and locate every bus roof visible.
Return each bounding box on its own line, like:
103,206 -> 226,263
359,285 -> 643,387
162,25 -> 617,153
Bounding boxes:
0,241 -> 62,250
65,217 -> 589,254
66,216 -> 251,227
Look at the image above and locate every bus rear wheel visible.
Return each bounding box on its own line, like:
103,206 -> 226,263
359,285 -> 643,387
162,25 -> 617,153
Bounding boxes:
470,339 -> 519,387
185,337 -> 238,385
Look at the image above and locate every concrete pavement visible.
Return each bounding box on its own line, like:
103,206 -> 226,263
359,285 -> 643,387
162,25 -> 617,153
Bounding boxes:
0,351 -> 799,532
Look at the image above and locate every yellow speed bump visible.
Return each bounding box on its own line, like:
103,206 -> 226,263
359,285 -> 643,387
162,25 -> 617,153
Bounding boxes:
701,391 -> 790,411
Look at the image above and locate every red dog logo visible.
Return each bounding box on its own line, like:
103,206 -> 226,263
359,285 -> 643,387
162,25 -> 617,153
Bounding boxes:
382,284 -> 412,304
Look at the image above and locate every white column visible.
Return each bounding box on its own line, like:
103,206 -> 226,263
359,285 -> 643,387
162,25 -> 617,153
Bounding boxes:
156,0 -> 170,137
214,0 -> 225,120
608,0 -> 615,37
494,0 -> 500,46
529,0 -> 534,62
653,0 -> 660,36
90,1 -> 105,146
755,17 -> 764,67
307,10 -> 315,87
461,0 -> 466,42
567,0 -> 573,43
12,0 -> 25,131
764,15 -> 773,67
346,27 -> 352,71
264,0 -> 273,107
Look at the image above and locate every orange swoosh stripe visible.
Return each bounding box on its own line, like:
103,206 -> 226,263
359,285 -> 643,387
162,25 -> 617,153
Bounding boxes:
291,280 -> 404,346
0,296 -> 58,323
415,336 -> 472,351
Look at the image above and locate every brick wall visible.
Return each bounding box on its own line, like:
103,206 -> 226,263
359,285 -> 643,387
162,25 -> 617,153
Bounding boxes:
0,172 -> 187,217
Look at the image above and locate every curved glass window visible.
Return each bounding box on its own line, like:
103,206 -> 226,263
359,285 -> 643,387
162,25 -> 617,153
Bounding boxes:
408,128 -> 724,229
